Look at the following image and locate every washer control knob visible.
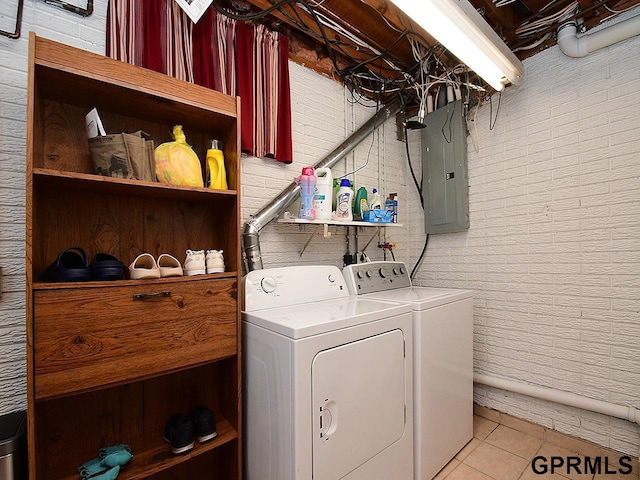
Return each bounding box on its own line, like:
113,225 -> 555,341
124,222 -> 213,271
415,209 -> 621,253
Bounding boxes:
379,268 -> 388,278
261,277 -> 277,293
392,268 -> 398,275
328,274 -> 335,283
366,270 -> 372,278
399,267 -> 405,275
357,271 -> 365,279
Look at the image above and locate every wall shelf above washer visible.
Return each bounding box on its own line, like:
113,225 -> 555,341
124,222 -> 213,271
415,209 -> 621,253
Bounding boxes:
277,217 -> 403,228
277,216 -> 402,257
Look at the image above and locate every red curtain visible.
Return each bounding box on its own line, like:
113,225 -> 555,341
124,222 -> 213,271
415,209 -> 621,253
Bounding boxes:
106,0 -> 292,164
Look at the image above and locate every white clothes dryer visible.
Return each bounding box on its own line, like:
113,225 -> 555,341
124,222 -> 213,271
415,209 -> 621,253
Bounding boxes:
343,261 -> 473,480
242,265 -> 414,480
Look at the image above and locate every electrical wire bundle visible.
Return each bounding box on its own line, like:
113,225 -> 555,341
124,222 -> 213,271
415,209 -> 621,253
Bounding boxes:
515,0 -> 580,37
212,0 -> 496,110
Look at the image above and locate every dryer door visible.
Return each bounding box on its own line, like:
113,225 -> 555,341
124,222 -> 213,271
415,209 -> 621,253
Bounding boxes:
312,329 -> 406,479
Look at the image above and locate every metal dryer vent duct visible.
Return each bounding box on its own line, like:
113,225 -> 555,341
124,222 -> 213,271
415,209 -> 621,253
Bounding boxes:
242,96 -> 403,272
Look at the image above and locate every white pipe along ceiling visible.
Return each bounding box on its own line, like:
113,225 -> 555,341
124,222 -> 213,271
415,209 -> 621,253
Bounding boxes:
557,13 -> 640,57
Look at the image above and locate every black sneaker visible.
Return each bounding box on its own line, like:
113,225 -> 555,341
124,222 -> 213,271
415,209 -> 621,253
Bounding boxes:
189,406 -> 217,443
163,414 -> 195,454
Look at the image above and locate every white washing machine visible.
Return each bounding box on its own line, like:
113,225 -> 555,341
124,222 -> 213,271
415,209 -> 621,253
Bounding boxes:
343,261 -> 473,480
242,265 -> 414,480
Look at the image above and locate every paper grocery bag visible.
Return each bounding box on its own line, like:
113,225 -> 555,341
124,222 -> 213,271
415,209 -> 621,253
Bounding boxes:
89,131 -> 156,181
123,131 -> 156,182
88,134 -> 134,179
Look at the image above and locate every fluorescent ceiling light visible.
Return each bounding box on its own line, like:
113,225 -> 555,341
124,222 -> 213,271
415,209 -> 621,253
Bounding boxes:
390,0 -> 524,91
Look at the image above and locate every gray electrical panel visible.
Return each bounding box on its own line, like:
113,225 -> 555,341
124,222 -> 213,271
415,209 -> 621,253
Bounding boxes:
421,100 -> 469,233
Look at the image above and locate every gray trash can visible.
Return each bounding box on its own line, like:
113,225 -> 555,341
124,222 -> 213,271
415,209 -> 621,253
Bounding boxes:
0,411 -> 27,480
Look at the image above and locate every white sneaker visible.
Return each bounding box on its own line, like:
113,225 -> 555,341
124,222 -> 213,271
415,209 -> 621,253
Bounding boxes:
206,250 -> 225,273
184,249 -> 206,276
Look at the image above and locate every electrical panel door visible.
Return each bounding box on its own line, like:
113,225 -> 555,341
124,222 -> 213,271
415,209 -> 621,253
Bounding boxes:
421,100 -> 469,233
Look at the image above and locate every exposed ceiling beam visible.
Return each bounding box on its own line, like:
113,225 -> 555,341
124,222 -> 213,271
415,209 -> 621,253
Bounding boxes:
469,0 -> 521,44
241,0 -> 405,79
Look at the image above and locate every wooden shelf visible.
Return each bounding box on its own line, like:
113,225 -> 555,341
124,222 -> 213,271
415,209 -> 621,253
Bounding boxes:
34,168 -> 238,201
33,271 -> 239,291
58,419 -> 238,480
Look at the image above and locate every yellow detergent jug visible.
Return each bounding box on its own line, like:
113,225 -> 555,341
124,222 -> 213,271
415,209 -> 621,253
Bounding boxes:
206,139 -> 228,190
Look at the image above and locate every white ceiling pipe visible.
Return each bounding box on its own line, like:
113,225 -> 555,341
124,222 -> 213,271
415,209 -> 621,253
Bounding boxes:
557,14 -> 640,57
475,373 -> 640,427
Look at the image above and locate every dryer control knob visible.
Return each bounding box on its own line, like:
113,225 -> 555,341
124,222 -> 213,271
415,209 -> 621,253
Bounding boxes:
261,277 -> 277,293
366,270 -> 372,278
379,268 -> 388,278
357,271 -> 365,279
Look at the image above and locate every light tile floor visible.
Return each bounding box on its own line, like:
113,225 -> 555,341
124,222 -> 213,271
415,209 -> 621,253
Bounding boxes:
433,406 -> 639,480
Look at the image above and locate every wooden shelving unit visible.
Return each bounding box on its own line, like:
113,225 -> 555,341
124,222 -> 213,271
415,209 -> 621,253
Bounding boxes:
25,33 -> 242,480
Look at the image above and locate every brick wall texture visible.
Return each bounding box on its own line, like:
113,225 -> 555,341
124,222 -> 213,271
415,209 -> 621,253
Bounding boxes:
414,31 -> 640,456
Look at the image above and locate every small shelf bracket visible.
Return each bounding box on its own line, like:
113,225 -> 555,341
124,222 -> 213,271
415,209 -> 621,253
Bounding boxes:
298,224 -> 333,257
299,232 -> 314,257
361,226 -> 381,253
285,218 -> 396,257
298,224 -> 335,257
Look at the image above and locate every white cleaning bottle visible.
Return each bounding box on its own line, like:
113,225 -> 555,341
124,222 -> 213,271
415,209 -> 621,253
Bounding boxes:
313,167 -> 333,221
369,188 -> 382,210
335,178 -> 353,221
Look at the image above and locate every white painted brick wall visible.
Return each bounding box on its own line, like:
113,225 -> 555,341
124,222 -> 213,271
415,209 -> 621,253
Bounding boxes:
421,33 -> 640,456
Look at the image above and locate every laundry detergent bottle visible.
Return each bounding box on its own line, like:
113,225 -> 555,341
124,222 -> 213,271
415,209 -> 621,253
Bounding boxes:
354,186 -> 369,220
313,167 -> 333,221
206,139 -> 228,190
296,166 -> 317,220
335,178 -> 354,221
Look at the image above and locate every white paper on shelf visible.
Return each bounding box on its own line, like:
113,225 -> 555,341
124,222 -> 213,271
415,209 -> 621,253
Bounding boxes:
174,0 -> 213,23
85,108 -> 106,138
